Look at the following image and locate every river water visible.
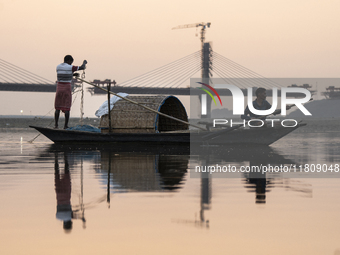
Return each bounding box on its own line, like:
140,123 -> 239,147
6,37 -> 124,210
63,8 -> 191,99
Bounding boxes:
0,118 -> 340,255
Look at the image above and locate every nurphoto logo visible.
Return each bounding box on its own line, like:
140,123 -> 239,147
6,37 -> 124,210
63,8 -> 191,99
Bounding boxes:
199,83 -> 312,116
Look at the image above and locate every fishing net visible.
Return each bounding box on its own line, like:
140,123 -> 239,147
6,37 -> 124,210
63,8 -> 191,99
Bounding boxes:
66,125 -> 101,133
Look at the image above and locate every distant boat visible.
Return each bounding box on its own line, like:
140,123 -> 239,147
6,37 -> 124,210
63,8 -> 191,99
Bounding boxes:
87,79 -> 113,95
288,84 -> 316,98
322,86 -> 340,99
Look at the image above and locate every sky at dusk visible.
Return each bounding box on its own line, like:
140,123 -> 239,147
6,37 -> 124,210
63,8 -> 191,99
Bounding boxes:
1,0 -> 340,116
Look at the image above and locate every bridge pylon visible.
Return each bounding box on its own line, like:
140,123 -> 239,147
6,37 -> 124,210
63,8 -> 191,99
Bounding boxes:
201,42 -> 213,119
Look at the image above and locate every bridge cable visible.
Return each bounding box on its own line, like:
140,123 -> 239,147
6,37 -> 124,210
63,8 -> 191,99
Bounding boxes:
212,55 -> 272,88
119,51 -> 199,87
123,52 -> 199,88
212,57 -> 278,89
148,59 -> 200,88
121,51 -> 199,87
119,51 -> 200,88
212,52 -> 282,88
0,58 -> 53,84
0,61 -> 45,84
173,65 -> 202,88
212,59 -> 269,89
143,53 -> 200,88
161,61 -> 201,88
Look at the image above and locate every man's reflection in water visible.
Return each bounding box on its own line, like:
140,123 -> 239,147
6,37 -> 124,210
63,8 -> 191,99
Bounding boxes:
54,153 -> 73,232
246,171 -> 267,204
245,160 -> 270,204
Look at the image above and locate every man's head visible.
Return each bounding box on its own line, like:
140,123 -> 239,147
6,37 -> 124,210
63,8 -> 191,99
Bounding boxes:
64,55 -> 74,64
255,87 -> 267,100
63,220 -> 73,233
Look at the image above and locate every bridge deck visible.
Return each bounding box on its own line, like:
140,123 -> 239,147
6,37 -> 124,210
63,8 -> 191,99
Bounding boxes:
0,83 -> 56,92
1,83 -> 301,97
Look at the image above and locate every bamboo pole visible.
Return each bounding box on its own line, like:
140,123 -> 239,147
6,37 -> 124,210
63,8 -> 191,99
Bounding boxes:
77,78 -> 207,131
107,81 -> 112,133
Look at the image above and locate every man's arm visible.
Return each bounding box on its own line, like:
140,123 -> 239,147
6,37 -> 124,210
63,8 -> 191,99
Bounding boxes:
241,105 -> 251,120
264,100 -> 280,116
78,60 -> 87,71
273,105 -> 292,115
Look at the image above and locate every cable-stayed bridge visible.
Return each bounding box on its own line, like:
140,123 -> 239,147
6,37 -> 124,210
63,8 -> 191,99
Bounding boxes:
0,58 -> 56,92
0,46 -> 282,95
88,48 -> 282,96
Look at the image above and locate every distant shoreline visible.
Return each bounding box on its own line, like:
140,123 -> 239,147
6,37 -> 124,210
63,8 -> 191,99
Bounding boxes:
0,116 -> 99,129
0,115 -> 98,119
1,116 -> 340,133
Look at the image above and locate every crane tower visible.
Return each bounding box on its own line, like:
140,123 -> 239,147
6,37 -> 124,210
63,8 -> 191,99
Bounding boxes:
173,22 -> 213,118
172,22 -> 211,49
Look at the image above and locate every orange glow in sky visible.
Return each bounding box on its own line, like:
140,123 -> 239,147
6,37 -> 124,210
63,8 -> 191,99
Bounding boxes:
1,0 -> 340,116
1,0 -> 340,81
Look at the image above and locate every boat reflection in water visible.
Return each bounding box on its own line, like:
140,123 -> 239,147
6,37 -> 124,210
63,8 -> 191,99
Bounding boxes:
49,144 -> 190,231
100,152 -> 189,193
191,145 -> 312,204
48,143 -> 312,232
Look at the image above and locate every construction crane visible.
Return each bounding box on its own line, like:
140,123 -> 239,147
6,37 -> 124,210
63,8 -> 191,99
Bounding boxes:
172,22 -> 213,118
172,22 -> 211,48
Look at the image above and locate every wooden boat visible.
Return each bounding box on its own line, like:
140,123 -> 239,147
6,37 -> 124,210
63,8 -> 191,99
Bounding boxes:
29,123 -> 305,146
33,82 -> 306,146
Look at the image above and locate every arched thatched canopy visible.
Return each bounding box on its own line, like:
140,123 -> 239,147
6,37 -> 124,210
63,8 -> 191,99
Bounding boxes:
99,96 -> 188,133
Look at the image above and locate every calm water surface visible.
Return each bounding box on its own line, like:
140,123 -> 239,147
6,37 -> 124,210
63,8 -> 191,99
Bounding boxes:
1,121 -> 340,255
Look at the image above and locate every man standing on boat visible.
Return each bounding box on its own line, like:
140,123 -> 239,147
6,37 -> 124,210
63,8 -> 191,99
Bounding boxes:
241,87 -> 290,123
55,55 -> 87,129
